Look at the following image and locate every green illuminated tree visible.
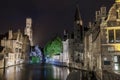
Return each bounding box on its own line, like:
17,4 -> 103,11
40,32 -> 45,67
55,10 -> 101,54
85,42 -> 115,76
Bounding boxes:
44,36 -> 62,57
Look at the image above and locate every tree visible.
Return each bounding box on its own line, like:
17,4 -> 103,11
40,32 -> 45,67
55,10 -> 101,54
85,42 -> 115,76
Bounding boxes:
44,36 -> 62,57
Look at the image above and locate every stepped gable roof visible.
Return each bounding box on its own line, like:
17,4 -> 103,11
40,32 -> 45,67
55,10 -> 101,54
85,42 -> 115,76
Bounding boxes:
74,5 -> 82,21
106,3 -> 117,21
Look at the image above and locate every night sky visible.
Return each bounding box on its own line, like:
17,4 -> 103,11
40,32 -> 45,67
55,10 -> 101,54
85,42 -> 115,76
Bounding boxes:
0,0 -> 114,47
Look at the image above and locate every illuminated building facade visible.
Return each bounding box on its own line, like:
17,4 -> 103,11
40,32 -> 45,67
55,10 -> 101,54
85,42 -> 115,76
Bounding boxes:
83,1 -> 120,78
61,1 -> 120,79
0,18 -> 31,67
100,1 -> 120,71
62,37 -> 74,66
24,18 -> 33,46
0,29 -> 24,66
62,1 -> 120,75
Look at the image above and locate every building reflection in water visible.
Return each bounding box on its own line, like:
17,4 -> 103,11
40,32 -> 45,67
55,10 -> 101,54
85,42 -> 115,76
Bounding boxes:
5,65 -> 23,80
0,64 -> 85,80
0,69 -> 3,80
52,66 -> 70,80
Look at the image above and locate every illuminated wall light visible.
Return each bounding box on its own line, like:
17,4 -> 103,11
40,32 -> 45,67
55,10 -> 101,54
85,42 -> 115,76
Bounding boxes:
104,57 -> 107,61
115,0 -> 120,2
115,45 -> 120,51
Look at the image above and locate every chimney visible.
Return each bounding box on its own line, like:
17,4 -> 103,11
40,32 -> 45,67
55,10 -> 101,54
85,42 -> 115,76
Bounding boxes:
89,22 -> 92,28
63,29 -> 68,41
95,11 -> 101,21
100,6 -> 106,18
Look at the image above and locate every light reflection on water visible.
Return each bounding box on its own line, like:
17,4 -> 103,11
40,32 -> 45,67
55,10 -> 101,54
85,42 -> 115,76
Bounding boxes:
0,64 -> 71,80
4,65 -> 24,80
52,66 -> 70,80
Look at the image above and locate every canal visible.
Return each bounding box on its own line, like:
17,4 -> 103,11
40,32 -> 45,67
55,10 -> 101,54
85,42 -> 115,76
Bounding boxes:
0,63 -> 97,80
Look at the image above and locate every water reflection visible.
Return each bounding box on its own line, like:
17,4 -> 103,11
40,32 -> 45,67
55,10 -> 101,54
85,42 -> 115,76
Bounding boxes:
0,64 -> 70,80
0,65 -> 24,80
0,64 -> 92,80
52,66 -> 70,80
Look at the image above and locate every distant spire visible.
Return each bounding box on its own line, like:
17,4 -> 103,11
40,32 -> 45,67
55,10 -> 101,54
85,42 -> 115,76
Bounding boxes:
74,5 -> 83,25
74,5 -> 81,21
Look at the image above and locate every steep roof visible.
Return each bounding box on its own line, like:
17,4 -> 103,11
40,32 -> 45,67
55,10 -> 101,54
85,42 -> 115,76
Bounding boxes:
74,5 -> 82,21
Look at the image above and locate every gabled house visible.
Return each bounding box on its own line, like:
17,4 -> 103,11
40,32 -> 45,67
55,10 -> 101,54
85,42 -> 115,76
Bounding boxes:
0,29 -> 30,66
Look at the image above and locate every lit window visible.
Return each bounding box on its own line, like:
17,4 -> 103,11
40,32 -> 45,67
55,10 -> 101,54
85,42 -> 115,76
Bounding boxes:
108,30 -> 114,43
114,56 -> 118,62
114,63 -> 119,70
116,30 -> 120,43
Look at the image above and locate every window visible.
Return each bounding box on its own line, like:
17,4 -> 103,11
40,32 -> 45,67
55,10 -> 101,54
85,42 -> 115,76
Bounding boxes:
108,30 -> 114,43
119,10 -> 120,19
104,61 -> 110,65
117,11 -> 119,19
116,10 -> 120,19
15,48 -> 18,53
108,47 -> 114,52
101,7 -> 106,16
108,29 -> 120,43
114,63 -> 119,70
19,49 -> 22,53
114,56 -> 118,62
116,30 -> 120,43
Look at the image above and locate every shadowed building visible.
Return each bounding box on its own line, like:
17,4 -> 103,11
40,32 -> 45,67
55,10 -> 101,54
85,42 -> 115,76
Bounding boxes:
62,5 -> 85,68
